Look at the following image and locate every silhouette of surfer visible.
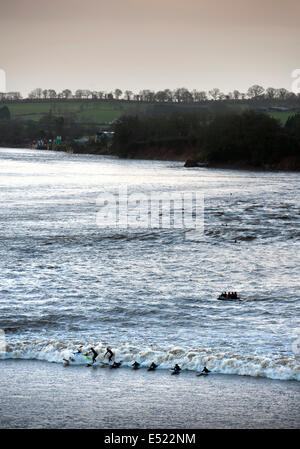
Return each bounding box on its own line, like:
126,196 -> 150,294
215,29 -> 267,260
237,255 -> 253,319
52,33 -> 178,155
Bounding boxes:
172,364 -> 181,374
63,356 -> 74,365
73,345 -> 83,355
148,362 -> 158,371
104,347 -> 114,362
110,361 -> 121,369
90,347 -> 98,363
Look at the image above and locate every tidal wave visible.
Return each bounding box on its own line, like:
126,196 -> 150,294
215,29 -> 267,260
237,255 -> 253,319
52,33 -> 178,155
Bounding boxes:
1,340 -> 299,382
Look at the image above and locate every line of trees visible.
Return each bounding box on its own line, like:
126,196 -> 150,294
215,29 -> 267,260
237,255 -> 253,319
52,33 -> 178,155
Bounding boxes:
111,110 -> 300,170
1,85 -> 300,103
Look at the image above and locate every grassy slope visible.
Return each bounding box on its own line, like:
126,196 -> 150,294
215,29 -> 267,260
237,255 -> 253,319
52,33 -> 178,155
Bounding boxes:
2,100 -> 295,125
2,100 -> 152,123
268,111 -> 294,125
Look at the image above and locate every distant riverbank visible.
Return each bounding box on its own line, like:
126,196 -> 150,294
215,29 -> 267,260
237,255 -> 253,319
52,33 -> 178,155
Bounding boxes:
1,108 -> 300,170
1,144 -> 300,171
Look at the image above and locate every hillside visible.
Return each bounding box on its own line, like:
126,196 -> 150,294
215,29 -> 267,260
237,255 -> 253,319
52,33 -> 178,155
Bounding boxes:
0,99 -> 208,123
1,99 -> 297,126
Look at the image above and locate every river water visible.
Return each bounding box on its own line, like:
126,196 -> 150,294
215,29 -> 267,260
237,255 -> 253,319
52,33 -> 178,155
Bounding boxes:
0,147 -> 299,380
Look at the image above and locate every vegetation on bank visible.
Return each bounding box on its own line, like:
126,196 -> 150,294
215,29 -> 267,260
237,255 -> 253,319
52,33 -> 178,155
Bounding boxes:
111,110 -> 300,170
0,109 -> 102,148
1,104 -> 300,170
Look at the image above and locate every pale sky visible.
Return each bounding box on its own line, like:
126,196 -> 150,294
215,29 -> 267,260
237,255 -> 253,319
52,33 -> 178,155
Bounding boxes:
0,0 -> 299,96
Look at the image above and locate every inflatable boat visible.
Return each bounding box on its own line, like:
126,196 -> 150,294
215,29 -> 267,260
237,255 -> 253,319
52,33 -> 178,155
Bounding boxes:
217,294 -> 241,301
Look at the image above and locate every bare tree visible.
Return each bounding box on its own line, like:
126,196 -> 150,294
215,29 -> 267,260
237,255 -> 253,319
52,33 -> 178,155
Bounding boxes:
155,90 -> 169,102
247,85 -> 264,99
173,87 -> 192,103
75,90 -> 84,99
275,88 -> 289,100
163,89 -> 173,102
139,89 -> 155,102
35,88 -> 43,99
232,90 -> 241,100
124,90 -> 133,101
114,89 -> 122,100
209,88 -> 221,100
28,88 -> 43,99
61,89 -> 72,99
48,89 -> 57,99
265,87 -> 276,100
191,89 -> 207,102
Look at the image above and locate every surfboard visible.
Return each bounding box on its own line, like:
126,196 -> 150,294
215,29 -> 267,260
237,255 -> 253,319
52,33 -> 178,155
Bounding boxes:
147,365 -> 158,371
100,361 -> 110,367
110,362 -> 122,369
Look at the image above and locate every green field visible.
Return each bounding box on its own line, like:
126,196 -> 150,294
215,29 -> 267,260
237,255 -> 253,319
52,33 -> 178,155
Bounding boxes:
2,100 -> 296,125
2,100 -> 154,123
268,111 -> 295,125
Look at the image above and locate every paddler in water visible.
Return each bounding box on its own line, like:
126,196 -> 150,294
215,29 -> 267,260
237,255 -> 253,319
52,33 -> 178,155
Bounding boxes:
148,362 -> 158,371
173,364 -> 181,373
63,356 -> 74,366
104,347 -> 114,362
73,345 -> 83,355
110,361 -> 121,369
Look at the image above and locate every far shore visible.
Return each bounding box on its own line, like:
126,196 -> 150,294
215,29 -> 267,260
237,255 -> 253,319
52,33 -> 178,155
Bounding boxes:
1,145 -> 299,172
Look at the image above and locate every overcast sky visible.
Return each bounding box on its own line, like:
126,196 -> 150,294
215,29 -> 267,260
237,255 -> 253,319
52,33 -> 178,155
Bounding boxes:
0,0 -> 299,95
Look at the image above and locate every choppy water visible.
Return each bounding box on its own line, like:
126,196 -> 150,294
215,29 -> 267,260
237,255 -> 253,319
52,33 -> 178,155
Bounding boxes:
0,147 -> 299,380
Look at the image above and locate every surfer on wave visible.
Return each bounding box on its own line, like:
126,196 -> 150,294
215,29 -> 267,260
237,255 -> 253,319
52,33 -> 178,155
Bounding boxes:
104,347 -> 114,362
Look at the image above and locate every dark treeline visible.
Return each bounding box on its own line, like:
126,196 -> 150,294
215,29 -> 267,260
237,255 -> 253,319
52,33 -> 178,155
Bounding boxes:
1,104 -> 300,170
112,110 -> 300,170
1,85 -> 300,104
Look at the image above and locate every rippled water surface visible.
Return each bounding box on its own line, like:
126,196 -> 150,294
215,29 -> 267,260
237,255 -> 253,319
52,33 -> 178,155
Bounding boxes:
0,148 -> 299,380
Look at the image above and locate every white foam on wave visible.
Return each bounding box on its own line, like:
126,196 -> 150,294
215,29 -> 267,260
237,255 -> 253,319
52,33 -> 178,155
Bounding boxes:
1,340 -> 299,381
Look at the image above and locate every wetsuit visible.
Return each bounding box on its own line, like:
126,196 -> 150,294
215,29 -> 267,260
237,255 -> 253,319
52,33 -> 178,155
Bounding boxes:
148,362 -> 158,371
90,347 -> 98,363
173,365 -> 181,373
111,361 -> 121,369
105,348 -> 114,362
